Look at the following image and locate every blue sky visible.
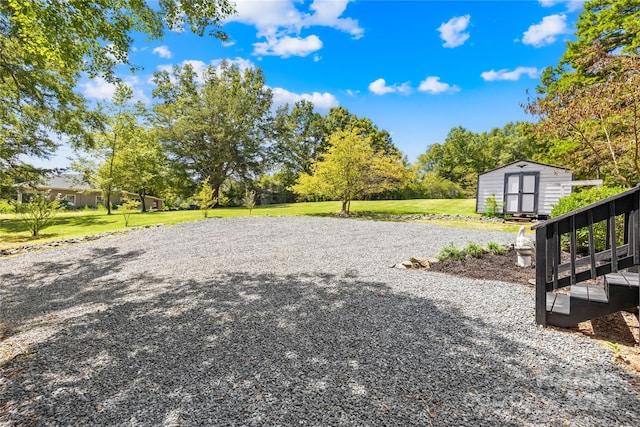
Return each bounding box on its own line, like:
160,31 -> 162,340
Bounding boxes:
43,0 -> 586,168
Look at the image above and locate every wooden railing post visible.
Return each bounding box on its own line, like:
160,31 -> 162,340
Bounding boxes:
536,223 -> 548,326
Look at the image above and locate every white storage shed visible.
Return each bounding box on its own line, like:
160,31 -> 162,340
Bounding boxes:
476,160 -> 573,218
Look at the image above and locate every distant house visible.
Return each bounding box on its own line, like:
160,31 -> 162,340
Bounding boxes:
476,160 -> 573,218
17,174 -> 163,210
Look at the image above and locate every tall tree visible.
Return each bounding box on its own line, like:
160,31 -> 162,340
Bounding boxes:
324,107 -> 398,155
0,0 -> 235,185
527,47 -> 640,186
273,100 -> 326,176
417,122 -> 538,195
152,61 -> 273,202
528,0 -> 640,186
117,127 -> 168,212
74,84 -> 137,214
292,128 -> 410,214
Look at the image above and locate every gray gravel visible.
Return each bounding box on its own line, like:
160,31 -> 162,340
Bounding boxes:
1,216 -> 639,426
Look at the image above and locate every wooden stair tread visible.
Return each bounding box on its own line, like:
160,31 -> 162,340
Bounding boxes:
605,272 -> 639,287
569,283 -> 608,303
546,292 -> 570,315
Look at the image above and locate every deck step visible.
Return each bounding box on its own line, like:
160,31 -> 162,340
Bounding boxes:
605,272 -> 639,287
570,283 -> 608,303
546,292 -> 570,315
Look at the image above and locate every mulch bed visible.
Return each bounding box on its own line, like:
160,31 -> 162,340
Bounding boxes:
429,247 -> 535,286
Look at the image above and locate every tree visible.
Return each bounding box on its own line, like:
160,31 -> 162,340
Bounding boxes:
527,1 -> 640,186
194,177 -> 216,218
527,47 -> 640,186
324,107 -> 399,155
17,190 -> 62,237
273,100 -> 326,176
0,0 -> 235,185
417,122 -> 540,195
153,61 -> 273,203
74,84 -> 138,214
291,128 -> 410,214
117,127 -> 168,212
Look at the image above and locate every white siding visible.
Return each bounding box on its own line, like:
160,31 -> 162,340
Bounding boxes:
476,161 -> 572,216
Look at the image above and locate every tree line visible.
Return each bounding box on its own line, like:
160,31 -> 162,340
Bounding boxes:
2,0 -> 638,213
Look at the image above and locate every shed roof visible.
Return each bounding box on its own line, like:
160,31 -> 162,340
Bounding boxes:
478,160 -> 571,177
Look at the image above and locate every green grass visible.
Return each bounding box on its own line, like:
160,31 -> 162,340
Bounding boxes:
0,198 -> 513,250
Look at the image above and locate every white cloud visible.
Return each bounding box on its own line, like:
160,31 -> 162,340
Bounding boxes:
305,0 -> 364,39
229,0 -> 363,58
481,67 -> 540,81
313,54 -> 321,62
345,89 -> 360,97
368,78 -> 412,95
538,0 -> 584,12
222,40 -> 236,47
522,14 -> 568,47
82,77 -> 117,100
152,45 -> 172,59
271,87 -> 339,111
81,76 -> 150,104
418,76 -> 460,94
437,15 -> 471,48
253,34 -> 322,58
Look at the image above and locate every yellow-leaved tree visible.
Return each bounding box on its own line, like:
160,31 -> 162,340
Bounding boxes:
291,128 -> 411,214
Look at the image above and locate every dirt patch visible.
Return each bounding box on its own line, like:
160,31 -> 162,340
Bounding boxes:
430,248 -> 640,375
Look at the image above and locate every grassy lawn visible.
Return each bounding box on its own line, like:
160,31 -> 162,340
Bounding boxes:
0,199 -> 528,250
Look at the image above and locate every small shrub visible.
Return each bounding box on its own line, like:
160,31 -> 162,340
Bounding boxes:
243,190 -> 256,215
194,177 -> 217,218
0,199 -> 15,214
464,242 -> 486,258
120,199 -> 140,227
486,242 -> 507,255
551,186 -> 627,252
437,242 -> 467,262
484,194 -> 502,218
17,190 -> 62,237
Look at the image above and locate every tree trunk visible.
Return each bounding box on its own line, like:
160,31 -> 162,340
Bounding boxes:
106,191 -> 112,215
341,199 -> 349,214
212,184 -> 220,208
139,193 -> 147,212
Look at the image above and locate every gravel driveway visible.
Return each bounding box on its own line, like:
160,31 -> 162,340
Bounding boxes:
1,216 -> 639,426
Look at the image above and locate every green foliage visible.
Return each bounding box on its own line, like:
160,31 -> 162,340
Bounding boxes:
0,199 -> 15,214
484,194 -> 502,218
437,243 -> 467,262
551,186 -> 627,252
194,177 -> 216,218
486,242 -> 507,255
119,199 -> 140,227
464,242 -> 486,258
417,122 -> 539,196
291,128 -> 411,214
243,190 -> 256,215
1,0 -> 235,186
17,190 -> 62,236
529,2 -> 640,186
153,61 -> 272,201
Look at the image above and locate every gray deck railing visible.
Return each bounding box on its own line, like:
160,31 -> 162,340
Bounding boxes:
532,185 -> 640,326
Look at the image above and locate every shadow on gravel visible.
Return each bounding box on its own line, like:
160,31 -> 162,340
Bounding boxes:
1,259 -> 639,425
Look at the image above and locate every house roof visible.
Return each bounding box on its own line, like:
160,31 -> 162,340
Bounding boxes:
40,174 -> 93,191
477,160 -> 571,177
19,174 -> 163,201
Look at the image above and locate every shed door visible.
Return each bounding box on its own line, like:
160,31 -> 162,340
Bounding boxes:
504,173 -> 539,214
